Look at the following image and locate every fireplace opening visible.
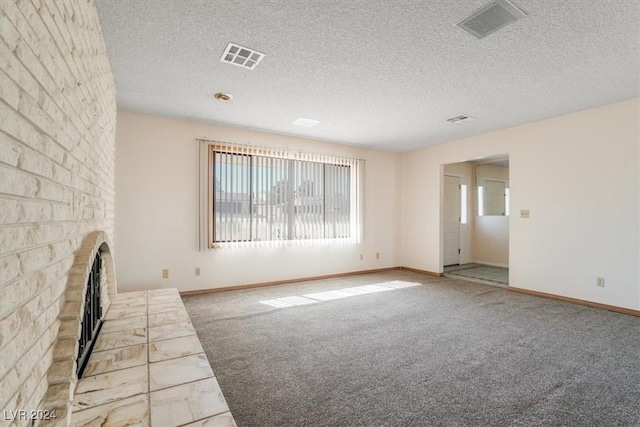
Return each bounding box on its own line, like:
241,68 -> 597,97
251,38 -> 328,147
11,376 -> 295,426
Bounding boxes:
76,249 -> 104,378
41,231 -> 116,421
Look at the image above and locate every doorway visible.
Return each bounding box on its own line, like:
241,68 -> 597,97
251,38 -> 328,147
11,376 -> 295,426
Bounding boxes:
442,157 -> 509,285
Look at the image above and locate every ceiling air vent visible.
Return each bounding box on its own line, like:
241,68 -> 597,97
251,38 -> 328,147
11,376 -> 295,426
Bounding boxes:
447,114 -> 475,124
220,43 -> 265,70
456,0 -> 527,39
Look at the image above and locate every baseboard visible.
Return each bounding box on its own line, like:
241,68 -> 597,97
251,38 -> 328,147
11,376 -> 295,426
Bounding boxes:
179,270 -> 636,317
179,267 -> 399,296
508,286 -> 640,317
399,266 -> 444,277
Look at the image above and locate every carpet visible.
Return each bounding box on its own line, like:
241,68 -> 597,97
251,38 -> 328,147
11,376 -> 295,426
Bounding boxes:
183,270 -> 640,427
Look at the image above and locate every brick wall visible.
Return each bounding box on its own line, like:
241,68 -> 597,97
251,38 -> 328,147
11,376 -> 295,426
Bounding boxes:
0,0 -> 116,424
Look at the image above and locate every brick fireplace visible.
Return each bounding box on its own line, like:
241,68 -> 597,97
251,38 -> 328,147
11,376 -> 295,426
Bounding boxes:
39,231 -> 117,425
0,0 -> 117,425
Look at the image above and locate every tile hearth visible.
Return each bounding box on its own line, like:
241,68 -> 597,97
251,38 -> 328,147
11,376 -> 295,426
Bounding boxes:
69,289 -> 236,427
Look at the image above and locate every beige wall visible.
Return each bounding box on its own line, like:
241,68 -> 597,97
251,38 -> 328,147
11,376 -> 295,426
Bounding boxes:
0,0 -> 116,422
115,111 -> 400,292
400,98 -> 640,310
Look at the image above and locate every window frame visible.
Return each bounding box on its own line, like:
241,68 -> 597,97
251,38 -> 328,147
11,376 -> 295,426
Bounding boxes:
207,145 -> 358,248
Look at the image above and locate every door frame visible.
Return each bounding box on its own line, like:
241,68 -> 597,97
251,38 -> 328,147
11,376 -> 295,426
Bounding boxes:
440,155 -> 510,278
442,173 -> 471,267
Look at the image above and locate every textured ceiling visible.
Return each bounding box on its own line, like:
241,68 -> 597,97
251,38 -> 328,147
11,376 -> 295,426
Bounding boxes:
96,0 -> 640,152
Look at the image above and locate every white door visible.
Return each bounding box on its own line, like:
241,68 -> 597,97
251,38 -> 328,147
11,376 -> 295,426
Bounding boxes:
444,175 -> 461,266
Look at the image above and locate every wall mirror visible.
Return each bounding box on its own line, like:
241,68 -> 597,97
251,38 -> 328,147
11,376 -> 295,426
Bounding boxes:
476,159 -> 509,216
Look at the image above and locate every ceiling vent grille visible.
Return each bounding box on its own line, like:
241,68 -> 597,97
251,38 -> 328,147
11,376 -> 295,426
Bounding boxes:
447,114 -> 475,124
220,43 -> 265,70
456,0 -> 527,39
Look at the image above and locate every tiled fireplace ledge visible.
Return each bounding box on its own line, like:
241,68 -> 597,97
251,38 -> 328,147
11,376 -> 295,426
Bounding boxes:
41,231 -> 117,425
55,288 -> 237,427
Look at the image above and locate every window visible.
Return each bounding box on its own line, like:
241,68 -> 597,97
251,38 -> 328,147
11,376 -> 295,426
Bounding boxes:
205,144 -> 362,248
460,184 -> 468,224
504,187 -> 510,216
477,179 -> 508,216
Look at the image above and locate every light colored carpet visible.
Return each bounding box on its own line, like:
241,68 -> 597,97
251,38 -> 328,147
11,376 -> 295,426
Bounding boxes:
183,270 -> 640,427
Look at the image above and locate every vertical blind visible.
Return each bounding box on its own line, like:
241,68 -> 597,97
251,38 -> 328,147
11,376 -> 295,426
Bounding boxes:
198,140 -> 364,249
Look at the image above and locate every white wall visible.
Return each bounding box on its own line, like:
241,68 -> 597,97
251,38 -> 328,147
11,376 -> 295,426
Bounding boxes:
443,162 -> 474,177
473,216 -> 509,267
115,111 -> 400,292
400,98 -> 640,310
474,164 -> 509,266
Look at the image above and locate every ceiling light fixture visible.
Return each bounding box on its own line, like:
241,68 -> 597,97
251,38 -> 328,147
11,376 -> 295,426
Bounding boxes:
214,93 -> 233,103
220,43 -> 265,70
446,114 -> 475,124
456,0 -> 527,39
292,118 -> 320,128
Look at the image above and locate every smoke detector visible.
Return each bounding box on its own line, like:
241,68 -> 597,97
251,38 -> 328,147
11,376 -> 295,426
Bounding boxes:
456,0 -> 527,39
447,114 -> 475,124
220,43 -> 265,70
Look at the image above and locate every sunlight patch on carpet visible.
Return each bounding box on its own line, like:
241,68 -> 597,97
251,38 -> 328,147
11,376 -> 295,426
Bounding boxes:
260,280 -> 421,308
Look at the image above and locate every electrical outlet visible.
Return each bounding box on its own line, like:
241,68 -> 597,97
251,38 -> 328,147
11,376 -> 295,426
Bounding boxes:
195,267 -> 201,276
162,269 -> 169,279
376,252 -> 380,259
596,277 -> 605,287
359,254 -> 363,261
520,209 -> 530,219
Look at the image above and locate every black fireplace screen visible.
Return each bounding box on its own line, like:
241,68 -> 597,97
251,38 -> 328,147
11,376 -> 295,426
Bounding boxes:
76,250 -> 103,378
